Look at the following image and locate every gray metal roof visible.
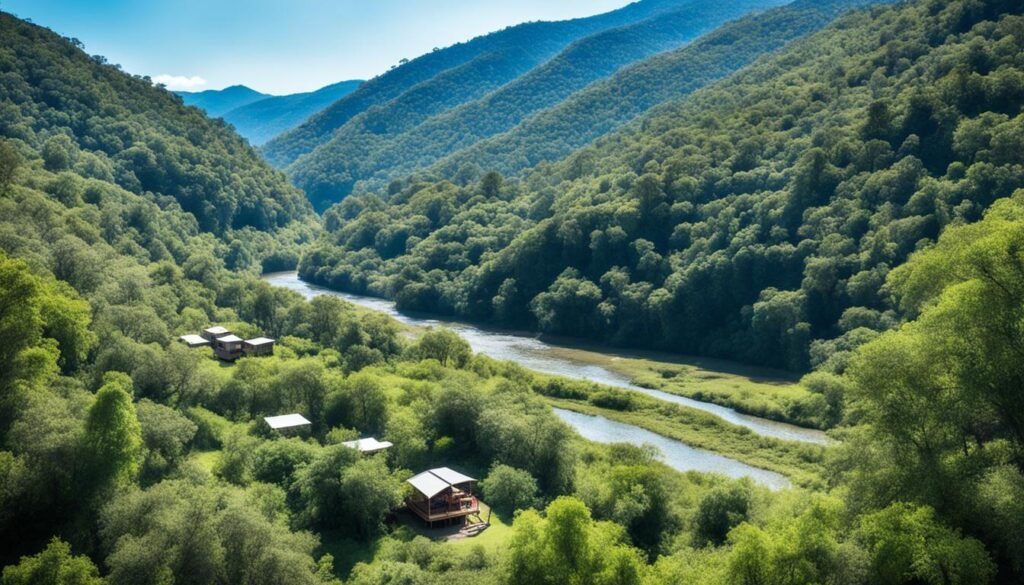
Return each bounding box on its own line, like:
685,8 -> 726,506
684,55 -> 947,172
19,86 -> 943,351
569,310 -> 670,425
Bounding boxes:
179,334 -> 209,346
218,335 -> 244,343
204,326 -> 230,335
406,467 -> 476,498
245,337 -> 275,346
342,437 -> 394,453
263,414 -> 311,429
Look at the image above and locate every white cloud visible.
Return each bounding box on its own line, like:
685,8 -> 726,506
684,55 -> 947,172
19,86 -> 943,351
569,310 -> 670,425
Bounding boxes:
152,74 -> 208,90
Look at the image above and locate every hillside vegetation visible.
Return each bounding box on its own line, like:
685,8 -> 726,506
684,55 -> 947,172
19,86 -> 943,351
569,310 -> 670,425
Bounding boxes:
261,0 -> 710,170
177,84 -> 270,117
301,0 -> 1024,374
0,16 -> 312,236
286,0 -> 786,208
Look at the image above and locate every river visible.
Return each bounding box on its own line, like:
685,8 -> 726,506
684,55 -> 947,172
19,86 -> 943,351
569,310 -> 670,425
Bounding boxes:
263,271 -> 820,487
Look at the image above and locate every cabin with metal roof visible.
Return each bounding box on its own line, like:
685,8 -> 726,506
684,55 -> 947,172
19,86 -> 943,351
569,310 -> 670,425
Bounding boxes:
263,414 -> 312,432
202,326 -> 231,342
215,335 -> 244,361
342,437 -> 394,454
178,334 -> 211,348
243,337 -> 275,357
406,467 -> 479,526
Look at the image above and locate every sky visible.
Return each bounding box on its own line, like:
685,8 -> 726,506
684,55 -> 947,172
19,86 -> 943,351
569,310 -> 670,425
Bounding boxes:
4,0 -> 635,95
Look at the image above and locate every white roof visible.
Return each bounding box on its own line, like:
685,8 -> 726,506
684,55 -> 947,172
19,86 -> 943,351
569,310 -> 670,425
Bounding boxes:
204,326 -> 229,335
406,467 -> 476,498
179,334 -> 209,345
342,437 -> 394,453
245,337 -> 275,345
219,335 -> 244,343
263,414 -> 311,430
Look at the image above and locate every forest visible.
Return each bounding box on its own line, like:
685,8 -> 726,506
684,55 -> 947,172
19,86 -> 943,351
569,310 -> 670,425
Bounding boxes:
301,0 -> 1024,372
1,0 -> 1023,583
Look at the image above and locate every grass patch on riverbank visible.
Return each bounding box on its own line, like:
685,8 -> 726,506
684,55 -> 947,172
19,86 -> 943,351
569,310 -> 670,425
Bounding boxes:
546,344 -> 829,429
540,389 -> 827,489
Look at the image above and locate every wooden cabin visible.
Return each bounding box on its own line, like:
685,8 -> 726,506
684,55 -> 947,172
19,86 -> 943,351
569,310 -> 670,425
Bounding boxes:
342,437 -> 394,455
243,337 -> 275,357
263,414 -> 312,434
215,334 -> 244,361
406,467 -> 479,526
202,326 -> 231,342
178,334 -> 211,348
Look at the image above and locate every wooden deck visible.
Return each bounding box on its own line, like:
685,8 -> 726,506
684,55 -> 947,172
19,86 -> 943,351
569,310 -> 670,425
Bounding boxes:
408,496 -> 479,523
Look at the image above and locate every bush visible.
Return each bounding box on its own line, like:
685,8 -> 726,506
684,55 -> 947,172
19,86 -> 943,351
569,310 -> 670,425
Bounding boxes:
481,464 -> 539,516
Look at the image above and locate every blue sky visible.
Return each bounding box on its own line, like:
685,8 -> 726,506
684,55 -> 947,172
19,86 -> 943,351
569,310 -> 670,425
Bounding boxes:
4,0 -> 634,94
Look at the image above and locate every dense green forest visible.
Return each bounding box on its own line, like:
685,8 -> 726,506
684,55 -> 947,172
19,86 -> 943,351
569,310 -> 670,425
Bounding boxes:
302,0 -> 1024,373
0,16 -> 313,236
284,0 -> 785,209
219,81 -> 364,146
261,0 -> 708,170
429,0 -> 883,182
3,1 -> 1024,584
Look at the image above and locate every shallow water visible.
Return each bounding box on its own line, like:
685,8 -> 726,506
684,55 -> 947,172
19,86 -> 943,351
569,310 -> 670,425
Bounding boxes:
262,271 -> 828,446
553,408 -> 789,489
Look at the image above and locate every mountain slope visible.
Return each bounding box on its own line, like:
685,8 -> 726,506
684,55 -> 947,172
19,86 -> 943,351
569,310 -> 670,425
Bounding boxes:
288,0 -> 787,208
177,84 -> 270,117
300,0 -> 1024,371
0,13 -> 312,236
431,0 -> 879,180
220,80 -> 362,146
261,0 -> 710,169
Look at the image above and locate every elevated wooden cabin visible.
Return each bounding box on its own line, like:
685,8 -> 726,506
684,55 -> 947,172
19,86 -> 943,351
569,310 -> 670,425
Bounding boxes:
215,334 -> 244,361
406,467 -> 478,526
202,326 -> 231,342
243,337 -> 275,357
178,334 -> 211,348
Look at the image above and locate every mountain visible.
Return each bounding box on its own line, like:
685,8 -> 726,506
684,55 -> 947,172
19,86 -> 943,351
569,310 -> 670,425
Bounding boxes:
300,0 -> 1024,374
176,84 -> 270,117
261,0 -> 719,170
0,13 -> 312,237
429,0 -> 879,181
286,0 -> 788,209
220,80 -> 362,146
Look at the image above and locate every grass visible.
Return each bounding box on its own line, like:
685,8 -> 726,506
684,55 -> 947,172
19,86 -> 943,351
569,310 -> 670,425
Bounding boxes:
545,343 -> 826,429
318,531 -> 379,579
190,449 -> 220,473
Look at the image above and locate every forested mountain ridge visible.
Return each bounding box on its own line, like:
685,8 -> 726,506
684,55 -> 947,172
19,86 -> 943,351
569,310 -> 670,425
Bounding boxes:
0,14 -> 313,236
301,0 -> 1024,374
220,80 -> 363,146
177,84 -> 270,117
261,0 -> 715,170
430,0 -> 886,181
285,0 -> 787,209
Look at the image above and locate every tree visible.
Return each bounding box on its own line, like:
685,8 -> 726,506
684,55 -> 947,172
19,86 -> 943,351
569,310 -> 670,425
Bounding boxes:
481,464 -> 538,516
413,329 -> 471,368
83,373 -> 142,491
135,399 -> 197,483
1,538 -> 103,585
339,457 -> 406,538
0,140 -> 20,192
694,484 -> 752,547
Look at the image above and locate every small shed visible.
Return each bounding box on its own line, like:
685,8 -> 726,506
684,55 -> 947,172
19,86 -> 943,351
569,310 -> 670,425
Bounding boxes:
263,414 -> 312,433
244,337 -> 275,357
202,326 -> 231,342
342,437 -> 394,454
215,334 -> 244,361
178,334 -> 210,348
406,467 -> 478,526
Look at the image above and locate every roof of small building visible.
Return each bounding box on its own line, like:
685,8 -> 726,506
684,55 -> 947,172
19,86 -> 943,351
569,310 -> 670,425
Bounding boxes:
179,334 -> 209,346
407,467 -> 476,499
245,337 -> 275,346
342,437 -> 394,453
204,326 -> 230,335
218,335 -> 244,343
263,414 -> 312,430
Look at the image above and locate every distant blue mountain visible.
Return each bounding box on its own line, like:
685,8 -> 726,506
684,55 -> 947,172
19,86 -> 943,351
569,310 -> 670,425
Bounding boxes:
176,85 -> 269,117
221,80 -> 363,146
